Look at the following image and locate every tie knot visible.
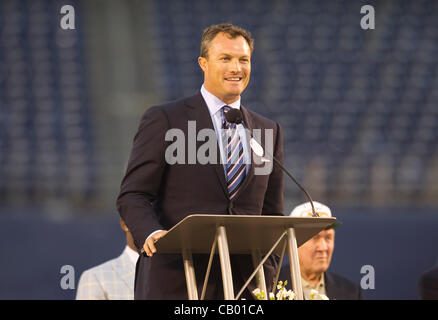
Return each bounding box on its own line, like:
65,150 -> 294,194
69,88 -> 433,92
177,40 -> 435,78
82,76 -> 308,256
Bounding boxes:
222,105 -> 231,113
222,106 -> 232,129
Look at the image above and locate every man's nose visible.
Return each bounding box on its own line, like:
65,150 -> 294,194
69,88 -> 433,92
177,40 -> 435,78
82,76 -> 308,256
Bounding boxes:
230,59 -> 242,72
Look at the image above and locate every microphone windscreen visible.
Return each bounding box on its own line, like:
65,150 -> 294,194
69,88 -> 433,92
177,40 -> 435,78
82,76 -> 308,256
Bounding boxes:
225,108 -> 243,124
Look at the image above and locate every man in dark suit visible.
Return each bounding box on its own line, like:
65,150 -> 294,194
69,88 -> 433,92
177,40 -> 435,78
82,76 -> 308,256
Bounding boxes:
279,202 -> 363,300
117,23 -> 284,299
418,265 -> 438,300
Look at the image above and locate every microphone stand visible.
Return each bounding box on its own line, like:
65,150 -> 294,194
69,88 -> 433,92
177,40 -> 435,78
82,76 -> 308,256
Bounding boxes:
225,108 -> 319,217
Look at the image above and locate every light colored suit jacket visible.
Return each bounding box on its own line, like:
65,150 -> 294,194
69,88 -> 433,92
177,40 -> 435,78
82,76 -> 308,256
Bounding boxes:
76,247 -> 136,300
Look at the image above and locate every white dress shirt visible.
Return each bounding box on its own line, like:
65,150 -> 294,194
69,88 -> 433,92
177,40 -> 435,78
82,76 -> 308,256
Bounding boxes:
125,245 -> 139,264
200,84 -> 251,173
301,274 -> 327,300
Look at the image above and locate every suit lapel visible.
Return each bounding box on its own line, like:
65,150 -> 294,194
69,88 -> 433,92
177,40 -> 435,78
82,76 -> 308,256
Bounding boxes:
184,93 -> 228,197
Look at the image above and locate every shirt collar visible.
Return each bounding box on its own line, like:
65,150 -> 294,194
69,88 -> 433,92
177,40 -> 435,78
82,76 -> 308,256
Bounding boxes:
301,273 -> 325,290
124,245 -> 139,265
200,84 -> 241,118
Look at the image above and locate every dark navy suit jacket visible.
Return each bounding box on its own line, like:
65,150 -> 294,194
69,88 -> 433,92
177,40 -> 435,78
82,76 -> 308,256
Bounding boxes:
117,92 -> 284,299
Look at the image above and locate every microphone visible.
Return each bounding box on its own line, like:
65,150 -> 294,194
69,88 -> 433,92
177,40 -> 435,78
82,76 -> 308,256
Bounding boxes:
226,109 -> 319,217
225,108 -> 243,125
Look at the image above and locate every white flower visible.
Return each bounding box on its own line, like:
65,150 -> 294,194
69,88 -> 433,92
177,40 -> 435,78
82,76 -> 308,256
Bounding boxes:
284,290 -> 296,300
319,294 -> 329,300
309,289 -> 329,300
252,288 -> 266,300
251,281 -> 296,300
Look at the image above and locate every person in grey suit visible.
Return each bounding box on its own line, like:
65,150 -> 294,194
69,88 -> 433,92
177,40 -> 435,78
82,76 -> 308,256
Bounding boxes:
279,201 -> 363,300
76,219 -> 138,300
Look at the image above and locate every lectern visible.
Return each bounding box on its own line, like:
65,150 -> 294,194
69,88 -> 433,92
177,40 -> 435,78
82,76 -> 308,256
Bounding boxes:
155,214 -> 336,300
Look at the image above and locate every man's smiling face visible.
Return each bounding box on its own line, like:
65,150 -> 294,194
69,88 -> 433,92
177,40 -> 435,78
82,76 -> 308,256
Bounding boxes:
198,32 -> 251,104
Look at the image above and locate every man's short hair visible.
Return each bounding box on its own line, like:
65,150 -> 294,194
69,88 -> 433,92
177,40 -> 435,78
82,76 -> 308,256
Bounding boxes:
200,23 -> 254,58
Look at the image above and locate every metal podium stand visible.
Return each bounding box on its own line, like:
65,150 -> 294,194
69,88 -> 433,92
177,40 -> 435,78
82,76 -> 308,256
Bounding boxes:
154,214 -> 336,300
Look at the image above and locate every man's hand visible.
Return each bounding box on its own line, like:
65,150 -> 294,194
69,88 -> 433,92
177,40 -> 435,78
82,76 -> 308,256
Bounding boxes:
143,230 -> 168,257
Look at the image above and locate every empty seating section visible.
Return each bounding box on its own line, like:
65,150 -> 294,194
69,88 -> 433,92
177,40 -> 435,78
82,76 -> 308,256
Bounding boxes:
1,0 -> 437,207
0,0 -> 95,205
151,0 -> 438,205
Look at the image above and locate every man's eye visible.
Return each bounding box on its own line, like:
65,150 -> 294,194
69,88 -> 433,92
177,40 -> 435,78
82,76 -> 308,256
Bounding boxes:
221,57 -> 230,60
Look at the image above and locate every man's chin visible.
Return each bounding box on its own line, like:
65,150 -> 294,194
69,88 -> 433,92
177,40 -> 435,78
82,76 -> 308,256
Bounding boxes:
224,83 -> 246,94
222,92 -> 242,103
315,263 -> 329,273
224,88 -> 243,95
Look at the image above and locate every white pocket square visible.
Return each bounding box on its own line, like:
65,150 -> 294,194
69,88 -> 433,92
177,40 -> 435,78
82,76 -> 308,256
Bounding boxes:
261,157 -> 271,163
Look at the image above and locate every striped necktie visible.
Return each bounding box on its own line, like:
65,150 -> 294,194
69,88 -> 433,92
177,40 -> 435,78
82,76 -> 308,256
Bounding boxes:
222,106 -> 246,200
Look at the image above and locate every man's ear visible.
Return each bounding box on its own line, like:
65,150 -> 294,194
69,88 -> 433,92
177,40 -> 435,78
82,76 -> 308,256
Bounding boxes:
120,218 -> 129,232
198,56 -> 207,73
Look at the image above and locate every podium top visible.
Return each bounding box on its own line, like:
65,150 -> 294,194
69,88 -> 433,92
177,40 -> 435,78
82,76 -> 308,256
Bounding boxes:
155,214 -> 336,255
